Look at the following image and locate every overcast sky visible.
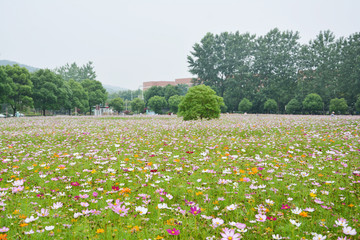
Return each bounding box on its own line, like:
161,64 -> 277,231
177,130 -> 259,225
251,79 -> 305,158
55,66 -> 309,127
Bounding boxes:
1,0 -> 359,90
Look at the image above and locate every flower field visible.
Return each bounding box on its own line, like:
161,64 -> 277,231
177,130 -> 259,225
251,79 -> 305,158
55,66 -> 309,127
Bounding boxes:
0,115 -> 359,240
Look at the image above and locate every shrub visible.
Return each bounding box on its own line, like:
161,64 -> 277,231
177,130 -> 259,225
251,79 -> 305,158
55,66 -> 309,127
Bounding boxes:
178,85 -> 223,121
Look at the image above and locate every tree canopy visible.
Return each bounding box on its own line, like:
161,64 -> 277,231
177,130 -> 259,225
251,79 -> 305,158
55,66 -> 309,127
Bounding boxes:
178,85 -> 223,120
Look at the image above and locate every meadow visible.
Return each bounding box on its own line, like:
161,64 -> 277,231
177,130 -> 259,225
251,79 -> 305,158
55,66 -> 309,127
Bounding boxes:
0,114 -> 359,240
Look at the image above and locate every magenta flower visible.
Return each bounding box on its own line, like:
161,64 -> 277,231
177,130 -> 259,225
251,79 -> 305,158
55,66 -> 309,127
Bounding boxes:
71,182 -> 80,186
189,206 -> 201,215
281,204 -> 290,209
167,228 -> 180,235
93,192 -> 98,197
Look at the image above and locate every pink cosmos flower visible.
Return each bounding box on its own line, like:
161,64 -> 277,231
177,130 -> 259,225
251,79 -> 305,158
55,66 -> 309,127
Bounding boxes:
220,228 -> 241,240
255,214 -> 267,222
0,227 -> 9,232
71,182 -> 80,186
167,228 -> 180,235
111,205 -> 129,217
189,206 -> 201,215
37,208 -> 50,217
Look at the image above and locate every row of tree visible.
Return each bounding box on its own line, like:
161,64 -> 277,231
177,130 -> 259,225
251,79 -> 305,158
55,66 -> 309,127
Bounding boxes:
0,62 -> 107,116
188,29 -> 360,114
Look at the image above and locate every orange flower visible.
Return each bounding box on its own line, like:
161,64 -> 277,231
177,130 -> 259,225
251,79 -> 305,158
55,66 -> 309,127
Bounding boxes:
0,234 -> 7,240
120,188 -> 131,195
96,229 -> 104,233
299,212 -> 308,217
19,214 -> 27,219
19,223 -> 28,227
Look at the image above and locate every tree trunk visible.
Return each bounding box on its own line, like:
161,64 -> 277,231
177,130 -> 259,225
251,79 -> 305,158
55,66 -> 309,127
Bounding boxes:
43,109 -> 46,116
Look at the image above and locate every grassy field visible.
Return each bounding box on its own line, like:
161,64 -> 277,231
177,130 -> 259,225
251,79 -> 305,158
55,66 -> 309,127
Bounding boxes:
0,115 -> 359,240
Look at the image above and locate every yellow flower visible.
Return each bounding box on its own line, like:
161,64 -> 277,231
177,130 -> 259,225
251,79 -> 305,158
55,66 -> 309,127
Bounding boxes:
155,236 -> 164,240
96,229 -> 104,233
309,193 -> 317,198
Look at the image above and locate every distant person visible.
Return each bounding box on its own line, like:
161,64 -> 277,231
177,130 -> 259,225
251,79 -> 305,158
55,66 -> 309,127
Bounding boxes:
331,111 -> 335,117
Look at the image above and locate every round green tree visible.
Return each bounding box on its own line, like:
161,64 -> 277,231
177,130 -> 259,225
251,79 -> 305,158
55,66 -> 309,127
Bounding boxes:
148,96 -> 167,114
109,97 -> 124,114
285,98 -> 302,114
238,98 -> 252,113
264,99 -> 278,113
302,93 -> 323,114
131,98 -> 145,114
329,98 -> 348,114
168,95 -> 183,114
178,85 -> 223,121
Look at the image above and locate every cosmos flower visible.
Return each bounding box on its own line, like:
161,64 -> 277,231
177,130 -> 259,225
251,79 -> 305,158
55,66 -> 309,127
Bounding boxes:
135,206 -> 148,215
189,206 -> 201,215
343,226 -> 356,235
166,228 -> 180,235
220,228 -> 241,240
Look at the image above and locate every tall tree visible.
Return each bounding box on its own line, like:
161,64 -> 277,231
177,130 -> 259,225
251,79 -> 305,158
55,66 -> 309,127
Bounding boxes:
55,61 -> 97,82
2,65 -> 33,115
298,30 -> 341,108
31,69 -> 65,116
252,28 -> 300,113
144,86 -> 164,105
0,67 -> 12,104
188,32 -> 255,97
68,79 -> 89,113
81,79 -> 107,115
148,96 -> 167,114
338,33 -> 360,112
131,98 -> 145,114
109,97 -> 125,114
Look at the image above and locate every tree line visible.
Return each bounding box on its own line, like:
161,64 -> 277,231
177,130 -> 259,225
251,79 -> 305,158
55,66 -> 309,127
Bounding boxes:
0,62 -> 107,116
188,28 -> 360,114
108,84 -> 190,115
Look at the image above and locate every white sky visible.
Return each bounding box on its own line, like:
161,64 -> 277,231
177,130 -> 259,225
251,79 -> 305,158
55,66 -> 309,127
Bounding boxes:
1,0 -> 359,89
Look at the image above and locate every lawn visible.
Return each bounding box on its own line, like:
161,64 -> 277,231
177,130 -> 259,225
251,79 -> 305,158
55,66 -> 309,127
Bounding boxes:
0,114 -> 359,240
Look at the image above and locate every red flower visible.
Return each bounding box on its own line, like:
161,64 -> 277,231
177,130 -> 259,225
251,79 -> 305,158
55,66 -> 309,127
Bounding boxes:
112,186 -> 120,191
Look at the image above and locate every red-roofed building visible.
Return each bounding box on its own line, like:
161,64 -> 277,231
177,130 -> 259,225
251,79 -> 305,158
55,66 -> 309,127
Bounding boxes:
143,78 -> 192,91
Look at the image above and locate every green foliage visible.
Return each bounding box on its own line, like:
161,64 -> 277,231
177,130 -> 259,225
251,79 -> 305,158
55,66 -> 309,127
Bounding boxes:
148,96 -> 167,114
54,61 -> 96,82
0,67 -> 12,103
329,98 -> 348,114
131,98 -> 145,114
238,98 -> 252,113
168,95 -> 183,114
69,79 -> 89,113
285,99 -> 302,114
144,86 -> 164,105
356,96 -> 360,113
108,89 -> 143,101
178,85 -> 223,120
81,79 -> 107,115
264,99 -> 278,113
2,65 -> 33,115
164,85 -> 180,101
109,97 -> 125,114
31,69 -> 68,115
302,93 -> 324,114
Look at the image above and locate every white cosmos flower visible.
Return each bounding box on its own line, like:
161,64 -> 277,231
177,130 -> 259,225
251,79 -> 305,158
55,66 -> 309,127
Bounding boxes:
343,226 -> 356,235
45,226 -> 54,231
291,207 -> 302,214
25,216 -> 39,223
51,202 -> 63,209
135,206 -> 148,215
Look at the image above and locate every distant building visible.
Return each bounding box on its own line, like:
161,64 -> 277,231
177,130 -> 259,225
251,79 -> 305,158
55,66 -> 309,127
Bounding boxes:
143,78 -> 192,91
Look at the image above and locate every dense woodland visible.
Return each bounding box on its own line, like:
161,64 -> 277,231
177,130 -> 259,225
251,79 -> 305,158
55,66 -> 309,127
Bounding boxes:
0,62 -> 107,116
1,29 -> 360,116
188,28 -> 360,114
